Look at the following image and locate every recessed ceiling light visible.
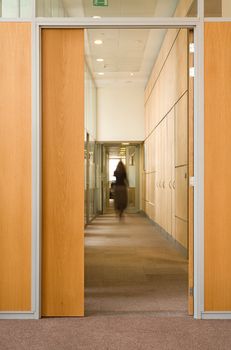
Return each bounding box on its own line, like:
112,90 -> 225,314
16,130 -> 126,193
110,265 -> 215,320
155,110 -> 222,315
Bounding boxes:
130,72 -> 134,76
93,16 -> 101,19
98,72 -> 104,76
96,58 -> 104,62
122,143 -> 130,145
94,39 -> 103,45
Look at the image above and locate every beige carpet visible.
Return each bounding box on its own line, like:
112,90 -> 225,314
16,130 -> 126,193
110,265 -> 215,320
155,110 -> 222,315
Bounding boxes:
1,316 -> 231,350
85,213 -> 188,316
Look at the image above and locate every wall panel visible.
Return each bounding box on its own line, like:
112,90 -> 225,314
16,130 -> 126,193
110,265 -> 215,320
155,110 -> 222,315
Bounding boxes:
0,23 -> 32,311
205,22 -> 231,311
144,29 -> 188,249
42,29 -> 84,316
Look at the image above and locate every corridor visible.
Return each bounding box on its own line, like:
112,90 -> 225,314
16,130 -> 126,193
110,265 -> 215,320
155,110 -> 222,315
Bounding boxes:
85,213 -> 188,316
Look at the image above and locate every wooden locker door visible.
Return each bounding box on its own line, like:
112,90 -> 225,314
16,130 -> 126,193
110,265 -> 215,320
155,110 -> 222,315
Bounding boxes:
159,123 -> 163,227
155,127 -> 160,225
166,110 -> 174,236
42,29 -> 84,316
171,110 -> 176,240
188,29 -> 194,316
162,118 -> 168,232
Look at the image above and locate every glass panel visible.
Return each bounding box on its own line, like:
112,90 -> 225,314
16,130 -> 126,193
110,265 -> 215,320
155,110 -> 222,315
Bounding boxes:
127,146 -> 137,209
205,0 -> 231,17
88,137 -> 95,221
0,0 -> 32,18
36,0 -> 197,17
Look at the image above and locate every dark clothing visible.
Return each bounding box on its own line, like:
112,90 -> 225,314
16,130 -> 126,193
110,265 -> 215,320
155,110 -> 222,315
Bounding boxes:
114,169 -> 128,213
114,170 -> 128,186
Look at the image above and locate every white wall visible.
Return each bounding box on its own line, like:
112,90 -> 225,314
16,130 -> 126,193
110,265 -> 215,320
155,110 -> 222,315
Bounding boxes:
85,64 -> 97,140
97,86 -> 145,142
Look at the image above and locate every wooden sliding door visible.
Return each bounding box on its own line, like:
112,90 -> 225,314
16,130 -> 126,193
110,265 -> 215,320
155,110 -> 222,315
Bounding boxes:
205,23 -> 231,311
42,29 -> 84,316
0,23 -> 32,311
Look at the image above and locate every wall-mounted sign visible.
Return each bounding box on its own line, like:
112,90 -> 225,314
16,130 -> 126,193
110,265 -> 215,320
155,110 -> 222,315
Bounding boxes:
93,0 -> 108,6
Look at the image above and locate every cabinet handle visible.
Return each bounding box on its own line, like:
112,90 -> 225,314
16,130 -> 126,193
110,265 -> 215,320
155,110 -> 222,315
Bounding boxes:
172,180 -> 175,189
169,180 -> 172,189
163,181 -> 165,189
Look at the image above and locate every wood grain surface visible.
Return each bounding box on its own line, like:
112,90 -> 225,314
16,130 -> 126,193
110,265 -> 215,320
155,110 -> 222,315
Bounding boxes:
42,29 -> 84,316
204,22 -> 231,311
188,29 -> 194,316
0,23 -> 32,311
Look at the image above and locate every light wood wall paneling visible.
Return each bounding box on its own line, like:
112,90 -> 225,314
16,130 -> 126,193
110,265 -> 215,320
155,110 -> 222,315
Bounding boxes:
144,29 -> 179,103
146,30 -> 188,133
144,0 -> 194,103
144,29 -> 189,254
42,29 -> 84,316
175,165 -> 188,221
175,93 -> 188,167
188,29 -> 194,316
0,23 -> 31,311
162,118 -> 168,232
175,217 -> 188,249
166,110 -> 175,236
205,22 -> 231,311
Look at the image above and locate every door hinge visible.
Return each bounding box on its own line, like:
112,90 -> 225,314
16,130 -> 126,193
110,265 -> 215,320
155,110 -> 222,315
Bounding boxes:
189,67 -> 195,77
189,287 -> 194,297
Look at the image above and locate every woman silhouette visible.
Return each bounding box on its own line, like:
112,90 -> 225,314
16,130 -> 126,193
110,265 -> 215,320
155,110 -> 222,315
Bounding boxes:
113,161 -> 128,219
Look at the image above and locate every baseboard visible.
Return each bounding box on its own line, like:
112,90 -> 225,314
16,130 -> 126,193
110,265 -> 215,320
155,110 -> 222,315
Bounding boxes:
141,211 -> 188,258
202,312 -> 231,320
0,312 -> 38,320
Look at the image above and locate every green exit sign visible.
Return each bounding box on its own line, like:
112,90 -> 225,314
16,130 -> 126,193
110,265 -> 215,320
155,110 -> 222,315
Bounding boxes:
93,0 -> 108,6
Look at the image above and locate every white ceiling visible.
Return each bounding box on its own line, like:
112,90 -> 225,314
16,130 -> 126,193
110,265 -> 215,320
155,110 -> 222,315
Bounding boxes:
85,28 -> 168,88
58,0 -> 179,88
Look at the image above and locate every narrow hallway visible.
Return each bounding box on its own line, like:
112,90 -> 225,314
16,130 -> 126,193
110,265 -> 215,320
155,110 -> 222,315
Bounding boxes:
85,213 -> 188,317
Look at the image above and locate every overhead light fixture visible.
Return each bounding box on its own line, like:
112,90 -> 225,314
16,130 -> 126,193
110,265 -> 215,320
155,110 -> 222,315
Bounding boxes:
98,72 -> 104,76
94,39 -> 103,45
130,72 -> 134,76
93,16 -> 101,19
122,143 -> 130,145
96,58 -> 104,62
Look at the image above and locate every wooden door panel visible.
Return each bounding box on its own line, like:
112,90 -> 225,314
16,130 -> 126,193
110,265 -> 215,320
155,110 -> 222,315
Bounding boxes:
0,23 -> 31,311
205,23 -> 231,311
42,29 -> 84,316
188,28 -> 194,316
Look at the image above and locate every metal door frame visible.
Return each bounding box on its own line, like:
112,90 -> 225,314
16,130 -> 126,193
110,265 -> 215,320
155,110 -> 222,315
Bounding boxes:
0,0 -> 219,319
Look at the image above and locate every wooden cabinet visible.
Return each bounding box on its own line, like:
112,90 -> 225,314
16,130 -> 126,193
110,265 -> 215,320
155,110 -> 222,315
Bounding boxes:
143,29 -> 188,248
166,110 -> 175,236
175,165 -> 188,221
175,217 -> 188,249
175,93 -> 188,167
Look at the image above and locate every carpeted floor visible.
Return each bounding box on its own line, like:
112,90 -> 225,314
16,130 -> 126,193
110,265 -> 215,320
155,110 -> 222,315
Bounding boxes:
1,315 -> 231,349
85,213 -> 188,316
1,213 -> 231,349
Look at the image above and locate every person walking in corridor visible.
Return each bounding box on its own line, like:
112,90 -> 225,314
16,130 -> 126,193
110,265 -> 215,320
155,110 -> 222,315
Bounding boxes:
113,160 -> 128,220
